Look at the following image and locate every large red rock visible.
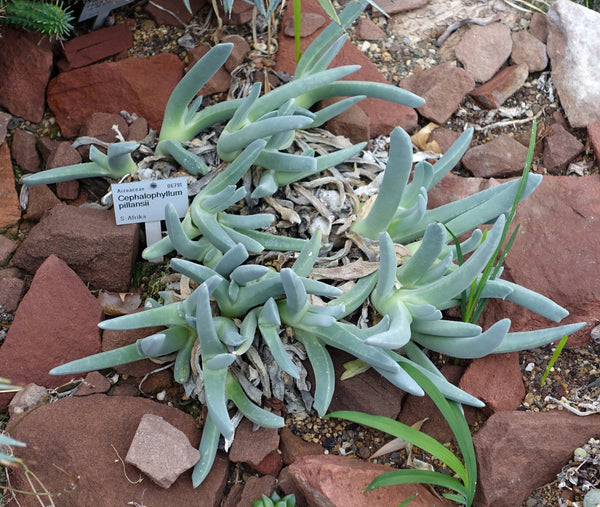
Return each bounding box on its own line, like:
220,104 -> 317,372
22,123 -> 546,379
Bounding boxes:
8,394 -> 229,506
0,255 -> 103,409
13,204 -> 140,292
0,142 -> 21,228
281,454 -> 453,506
276,0 -> 418,137
482,175 -> 600,346
0,28 -> 53,122
47,53 -> 185,138
473,410 -> 600,506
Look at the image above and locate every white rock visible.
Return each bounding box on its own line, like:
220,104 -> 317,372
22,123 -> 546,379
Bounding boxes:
546,0 -> 600,127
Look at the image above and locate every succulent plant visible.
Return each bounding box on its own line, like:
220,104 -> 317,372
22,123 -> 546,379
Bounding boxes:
46,0 -> 586,489
0,0 -> 74,39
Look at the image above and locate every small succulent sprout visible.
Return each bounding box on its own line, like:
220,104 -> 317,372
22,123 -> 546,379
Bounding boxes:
23,142 -> 139,186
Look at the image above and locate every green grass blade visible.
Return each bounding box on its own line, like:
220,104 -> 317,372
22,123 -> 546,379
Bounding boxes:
365,469 -> 469,500
326,410 -> 467,481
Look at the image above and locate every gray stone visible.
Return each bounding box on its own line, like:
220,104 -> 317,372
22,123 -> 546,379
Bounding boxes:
371,0 -> 430,16
462,134 -> 529,177
547,0 -> 600,127
455,22 -> 512,82
126,413 -> 201,488
0,112 -> 11,145
0,235 -> 16,265
0,275 -> 25,313
8,383 -> 48,418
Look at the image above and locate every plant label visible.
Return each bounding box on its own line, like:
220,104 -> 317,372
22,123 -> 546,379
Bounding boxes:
78,0 -> 135,29
111,177 -> 189,225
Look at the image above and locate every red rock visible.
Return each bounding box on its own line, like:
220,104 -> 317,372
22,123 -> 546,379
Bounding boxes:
11,129 -> 40,173
470,63 -> 529,109
37,136 -> 61,163
79,112 -> 130,145
74,371 -> 111,396
0,28 -> 53,122
47,53 -> 185,138
46,141 -> 81,170
126,413 -> 201,488
0,255 -> 103,409
186,46 -> 232,96
455,23 -> 513,83
588,120 -> 600,161
0,275 -> 25,313
279,426 -> 324,465
399,63 -> 475,125
221,34 -> 251,73
59,24 -> 134,71
13,204 -> 140,292
473,411 -> 600,507
9,394 -> 229,505
481,174 -> 600,347
326,349 -> 405,419
283,13 -> 326,37
0,142 -> 22,228
427,127 -> 460,153
0,235 -> 16,265
24,184 -> 60,221
277,0 -> 418,137
221,0 -> 254,25
542,123 -> 584,173
223,475 -> 277,507
371,0 -> 430,16
283,454 -> 453,506
145,0 -> 207,26
462,134 -> 529,178
56,180 -> 80,200
321,98 -> 370,143
510,30 -> 548,72
529,12 -> 549,43
356,18 -> 386,40
229,418 -> 280,469
127,117 -> 149,141
253,450 -> 283,476
459,352 -> 525,415
427,172 -> 501,210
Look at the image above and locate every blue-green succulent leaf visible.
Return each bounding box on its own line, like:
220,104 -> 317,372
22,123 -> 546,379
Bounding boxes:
493,322 -> 586,353
412,319 -> 511,359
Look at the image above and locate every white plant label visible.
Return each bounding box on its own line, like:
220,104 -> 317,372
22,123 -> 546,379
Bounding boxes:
111,178 -> 188,225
